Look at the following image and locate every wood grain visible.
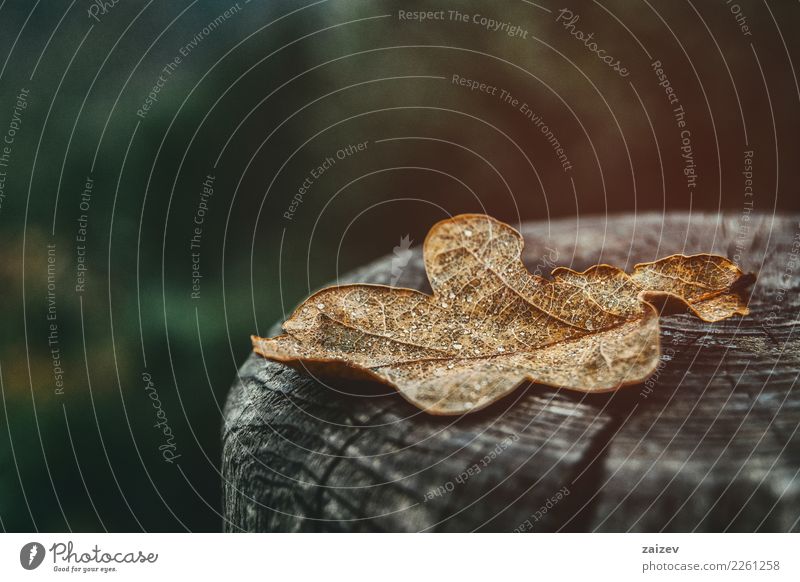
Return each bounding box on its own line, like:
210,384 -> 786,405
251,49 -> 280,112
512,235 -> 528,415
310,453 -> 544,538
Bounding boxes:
222,213 -> 800,532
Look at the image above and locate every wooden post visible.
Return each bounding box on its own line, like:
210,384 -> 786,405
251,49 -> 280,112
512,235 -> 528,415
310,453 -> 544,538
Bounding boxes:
222,213 -> 800,532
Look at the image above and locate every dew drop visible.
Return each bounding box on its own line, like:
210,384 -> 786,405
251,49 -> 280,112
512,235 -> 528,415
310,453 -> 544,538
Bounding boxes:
464,229 -> 473,237
316,303 -> 325,310
452,342 -> 463,350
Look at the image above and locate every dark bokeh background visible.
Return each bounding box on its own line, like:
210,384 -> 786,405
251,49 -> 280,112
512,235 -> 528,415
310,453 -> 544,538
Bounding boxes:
0,0 -> 797,531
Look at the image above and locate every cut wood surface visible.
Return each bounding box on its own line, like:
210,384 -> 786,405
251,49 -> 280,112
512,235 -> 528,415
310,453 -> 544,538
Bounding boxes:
222,213 -> 800,532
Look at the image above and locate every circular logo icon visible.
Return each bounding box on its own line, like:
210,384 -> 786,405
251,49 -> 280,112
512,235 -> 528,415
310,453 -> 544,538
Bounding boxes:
20,542 -> 45,570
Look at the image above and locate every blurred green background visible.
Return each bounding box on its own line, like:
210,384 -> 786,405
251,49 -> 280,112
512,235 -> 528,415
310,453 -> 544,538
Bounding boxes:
0,0 -> 797,531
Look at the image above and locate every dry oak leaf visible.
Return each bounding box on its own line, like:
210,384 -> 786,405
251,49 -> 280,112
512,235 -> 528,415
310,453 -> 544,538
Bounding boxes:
253,214 -> 754,415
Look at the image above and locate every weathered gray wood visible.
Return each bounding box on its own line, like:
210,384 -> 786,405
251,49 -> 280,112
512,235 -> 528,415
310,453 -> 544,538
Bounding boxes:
223,213 -> 800,532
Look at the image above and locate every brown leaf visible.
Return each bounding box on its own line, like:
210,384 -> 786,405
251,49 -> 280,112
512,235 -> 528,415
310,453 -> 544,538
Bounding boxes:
253,214 -> 754,415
